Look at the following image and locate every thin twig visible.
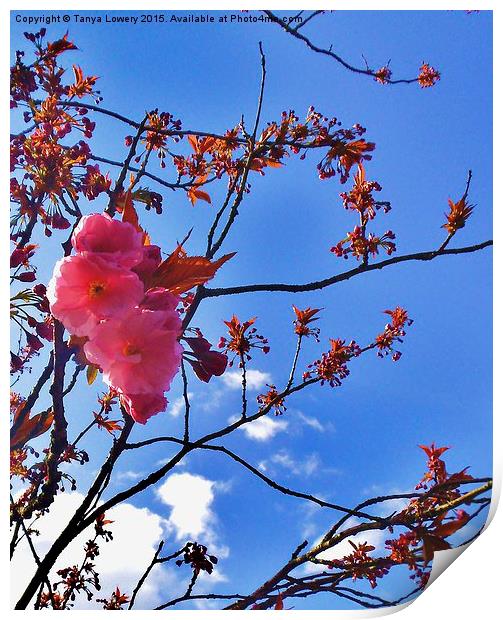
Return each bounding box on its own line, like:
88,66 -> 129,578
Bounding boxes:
156,592 -> 247,610
105,114 -> 149,216
128,540 -> 164,609
240,355 -> 247,418
180,360 -> 191,444
263,11 -> 420,85
208,42 -> 267,259
197,444 -> 387,523
286,334 -> 302,391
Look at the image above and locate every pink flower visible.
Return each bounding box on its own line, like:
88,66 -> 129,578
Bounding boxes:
132,244 -> 162,281
47,255 -> 144,336
140,287 -> 179,313
120,391 -> 168,424
84,307 -> 182,395
72,213 -> 144,268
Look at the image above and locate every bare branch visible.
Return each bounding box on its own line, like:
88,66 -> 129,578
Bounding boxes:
128,540 -> 164,609
156,592 -> 247,610
263,11 -> 420,85
105,114 -> 149,216
197,444 -> 388,522
203,240 -> 493,298
208,42 -> 267,259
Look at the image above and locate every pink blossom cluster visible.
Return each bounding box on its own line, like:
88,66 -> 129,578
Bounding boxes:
47,213 -> 183,424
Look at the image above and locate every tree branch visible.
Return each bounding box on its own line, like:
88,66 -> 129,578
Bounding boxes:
197,444 -> 388,522
203,240 -> 493,298
263,10 -> 420,85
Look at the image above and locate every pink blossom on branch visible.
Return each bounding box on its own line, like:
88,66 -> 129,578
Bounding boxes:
119,391 -> 168,424
47,254 -> 144,337
140,287 -> 179,313
71,213 -> 144,268
132,245 -> 162,281
46,211 -> 235,423
84,307 -> 182,399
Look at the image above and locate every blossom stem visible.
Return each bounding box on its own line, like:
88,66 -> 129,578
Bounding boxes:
180,360 -> 191,444
286,335 -> 303,391
240,354 -> 247,418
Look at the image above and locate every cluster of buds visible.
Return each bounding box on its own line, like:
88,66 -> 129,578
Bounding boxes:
331,226 -> 396,261
418,63 -> 441,88
97,588 -> 130,610
170,106 -> 378,206
175,542 -> 218,575
384,531 -> 430,588
218,315 -> 270,366
385,445 -> 474,586
257,384 -> 286,416
340,164 -> 389,224
125,109 -> 182,169
329,541 -> 389,589
374,65 -> 392,84
329,446 -> 477,594
90,391 -> 123,435
10,274 -> 53,375
374,306 -> 413,361
318,136 -> 375,183
128,186 -> 164,214
442,196 -> 474,235
79,164 -> 111,200
331,164 -> 395,263
40,514 -> 114,609
293,306 -> 321,340
10,243 -> 38,283
305,338 -> 361,387
10,30 -> 113,244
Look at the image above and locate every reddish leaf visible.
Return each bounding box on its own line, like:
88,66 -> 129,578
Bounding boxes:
68,334 -> 91,367
187,135 -> 215,155
119,191 -> 140,231
46,34 -> 77,58
421,534 -> 451,565
151,246 -> 235,295
433,511 -> 470,538
187,134 -> 199,152
419,444 -> 449,459
187,186 -> 212,206
117,190 -> 150,244
11,407 -> 54,451
93,412 -> 123,434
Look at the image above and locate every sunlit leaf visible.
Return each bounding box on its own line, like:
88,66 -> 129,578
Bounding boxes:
151,246 -> 235,295
86,364 -> 99,385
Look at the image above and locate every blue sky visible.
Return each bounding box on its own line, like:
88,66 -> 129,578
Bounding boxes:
10,10 -> 492,610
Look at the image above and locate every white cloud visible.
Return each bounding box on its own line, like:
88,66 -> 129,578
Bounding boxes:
116,470 -> 144,482
12,472 -> 232,610
156,472 -> 215,540
168,393 -> 193,418
156,472 -> 229,559
270,450 -> 321,477
295,411 -> 325,432
221,369 -> 272,391
229,414 -> 288,441
10,492 -> 169,610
